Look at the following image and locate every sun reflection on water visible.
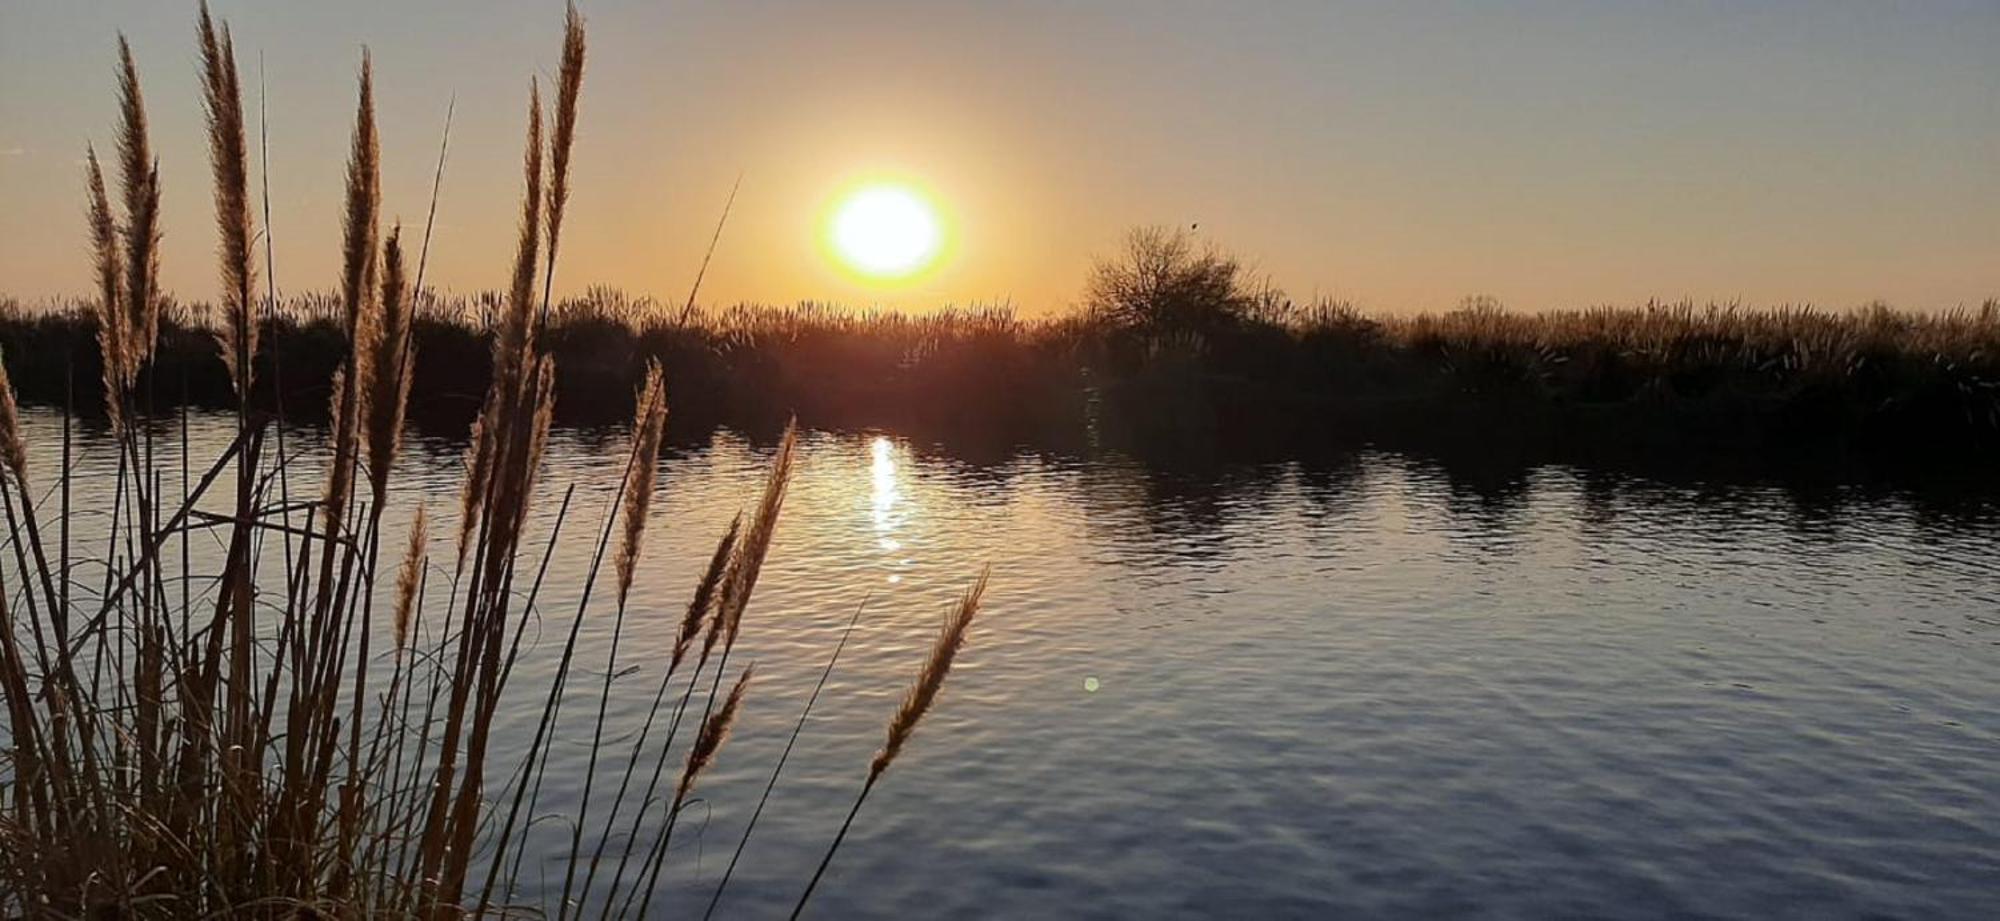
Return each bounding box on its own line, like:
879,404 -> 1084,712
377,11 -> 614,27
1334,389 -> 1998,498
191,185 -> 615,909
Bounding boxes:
871,435 -> 906,580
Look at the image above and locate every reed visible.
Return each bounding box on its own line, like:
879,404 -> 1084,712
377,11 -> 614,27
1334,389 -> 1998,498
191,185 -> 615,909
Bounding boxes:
198,1 -> 257,402
704,596 -> 870,921
548,361 -> 667,919
115,35 -> 161,370
603,424 -> 798,919
569,510 -> 739,916
83,147 -> 125,431
684,666 -> 754,797
791,568 -> 992,919
365,225 -> 414,501
625,664 -> 755,921
392,506 -> 427,652
540,3 -> 587,329
0,355 -> 23,484
615,361 -> 668,604
0,6 -> 1000,919
458,76 -> 543,565
12,283 -> 1997,464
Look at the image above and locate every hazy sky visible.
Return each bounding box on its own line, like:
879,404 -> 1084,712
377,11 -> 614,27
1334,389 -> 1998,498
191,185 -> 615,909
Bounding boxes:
2,1 -> 1995,314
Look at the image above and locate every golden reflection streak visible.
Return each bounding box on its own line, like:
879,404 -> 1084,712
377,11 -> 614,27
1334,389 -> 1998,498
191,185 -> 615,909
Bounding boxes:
870,436 -> 905,581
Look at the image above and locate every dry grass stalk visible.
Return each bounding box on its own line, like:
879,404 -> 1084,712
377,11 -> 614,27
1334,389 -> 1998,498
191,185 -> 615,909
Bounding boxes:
614,361 -> 667,604
339,51 -> 381,340
677,665 -> 753,803
500,80 -> 545,371
675,512 -> 739,670
116,36 -> 160,368
323,50 -> 380,531
708,422 -> 797,660
84,147 -> 127,430
198,0 -> 257,400
702,596 -> 871,921
459,77 -> 544,562
394,506 -> 428,652
613,428 -> 798,919
323,365 -> 354,521
551,363 -> 665,915
873,566 -> 990,781
365,225 -> 413,499
791,569 -> 992,920
544,3 -> 586,285
0,354 -> 22,486
73,35 -> 161,437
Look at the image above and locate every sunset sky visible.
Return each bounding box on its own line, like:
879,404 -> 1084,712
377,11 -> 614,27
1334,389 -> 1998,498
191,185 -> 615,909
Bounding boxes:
2,1 -> 1995,314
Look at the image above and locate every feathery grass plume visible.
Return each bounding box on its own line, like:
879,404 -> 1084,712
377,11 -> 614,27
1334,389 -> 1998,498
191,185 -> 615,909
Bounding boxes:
553,359 -> 659,918
325,75 -> 388,886
614,361 -> 667,604
365,225 -> 413,499
675,513 -> 739,670
0,351 -> 24,486
483,354 -> 557,566
698,548 -> 743,670
325,365 -> 354,516
530,2 -> 583,335
873,566 -> 989,781
198,1 -> 257,399
324,47 -> 379,535
394,506 -> 427,651
84,146 -> 128,429
692,426 -> 797,678
458,78 -> 543,560
340,50 -> 380,340
456,414 -> 488,564
500,79 -> 544,373
626,428 -> 793,916
543,4 -> 586,284
116,35 -> 160,366
791,568 -> 991,920
677,665 -> 753,803
713,422 -> 797,650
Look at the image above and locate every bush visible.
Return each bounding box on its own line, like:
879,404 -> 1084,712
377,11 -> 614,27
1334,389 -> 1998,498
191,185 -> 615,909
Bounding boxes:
1085,226 -> 1264,334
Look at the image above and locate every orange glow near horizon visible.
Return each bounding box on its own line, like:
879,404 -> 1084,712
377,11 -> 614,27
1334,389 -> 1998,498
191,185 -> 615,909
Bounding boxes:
0,3 -> 1993,315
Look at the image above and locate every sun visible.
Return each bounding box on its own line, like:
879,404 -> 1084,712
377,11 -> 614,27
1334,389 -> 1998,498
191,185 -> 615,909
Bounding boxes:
828,183 -> 942,279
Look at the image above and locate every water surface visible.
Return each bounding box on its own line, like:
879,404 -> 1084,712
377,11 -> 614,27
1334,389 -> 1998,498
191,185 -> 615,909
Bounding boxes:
23,410 -> 2000,919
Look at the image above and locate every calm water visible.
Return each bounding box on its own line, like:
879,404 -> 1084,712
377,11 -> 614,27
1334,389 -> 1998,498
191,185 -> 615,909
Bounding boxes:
20,409 -> 2000,919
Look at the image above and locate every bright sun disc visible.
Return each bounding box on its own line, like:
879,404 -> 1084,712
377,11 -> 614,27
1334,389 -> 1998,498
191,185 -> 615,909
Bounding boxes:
830,184 -> 941,278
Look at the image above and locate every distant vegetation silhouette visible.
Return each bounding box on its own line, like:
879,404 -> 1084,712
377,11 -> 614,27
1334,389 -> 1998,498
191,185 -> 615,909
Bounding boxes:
6,275 -> 1998,464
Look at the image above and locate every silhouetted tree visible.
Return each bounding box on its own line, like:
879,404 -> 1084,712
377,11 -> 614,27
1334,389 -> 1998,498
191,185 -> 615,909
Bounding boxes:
1086,226 -> 1261,334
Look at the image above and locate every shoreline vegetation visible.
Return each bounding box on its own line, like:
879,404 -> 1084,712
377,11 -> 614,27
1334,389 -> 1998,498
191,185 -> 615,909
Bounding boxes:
1,5 -> 990,917
5,288 -> 2000,470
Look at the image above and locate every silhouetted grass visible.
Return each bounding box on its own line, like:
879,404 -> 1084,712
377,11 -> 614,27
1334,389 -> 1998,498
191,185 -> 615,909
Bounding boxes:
5,290 -> 1997,461
0,5 -> 997,917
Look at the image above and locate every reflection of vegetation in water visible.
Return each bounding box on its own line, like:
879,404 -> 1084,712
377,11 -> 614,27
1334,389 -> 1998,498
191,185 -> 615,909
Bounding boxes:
0,6 -> 992,916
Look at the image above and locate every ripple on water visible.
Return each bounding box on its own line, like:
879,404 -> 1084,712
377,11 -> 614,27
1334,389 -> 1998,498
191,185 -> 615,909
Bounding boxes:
17,409 -> 2000,919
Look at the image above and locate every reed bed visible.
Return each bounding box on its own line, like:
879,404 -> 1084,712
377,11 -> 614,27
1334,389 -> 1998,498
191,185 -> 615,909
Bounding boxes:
3,290 -> 2000,454
0,5 -> 994,917
5,284 -> 1998,460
